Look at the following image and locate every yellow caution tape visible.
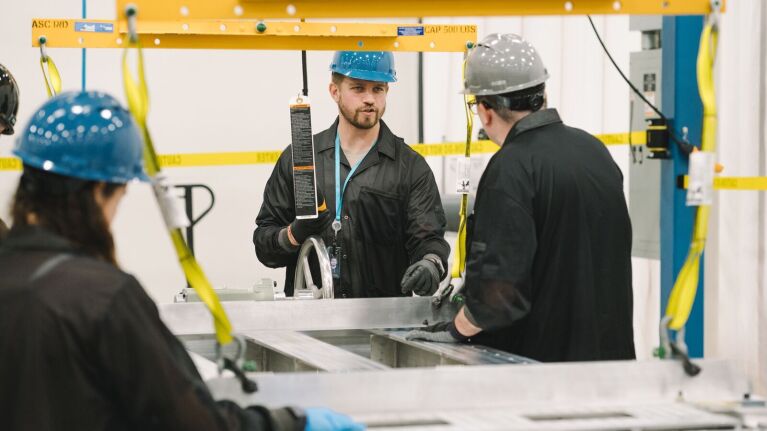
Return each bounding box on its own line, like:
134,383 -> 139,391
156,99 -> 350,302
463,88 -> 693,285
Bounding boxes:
681,176 -> 767,191
0,132 -> 642,172
0,157 -> 22,171
122,34 -> 234,346
665,20 -> 718,331
156,151 -> 283,167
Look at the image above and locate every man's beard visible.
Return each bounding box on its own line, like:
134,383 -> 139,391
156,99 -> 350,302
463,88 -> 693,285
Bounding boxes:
339,102 -> 385,130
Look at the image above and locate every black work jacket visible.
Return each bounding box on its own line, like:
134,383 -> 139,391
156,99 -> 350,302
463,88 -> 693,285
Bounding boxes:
0,226 -> 302,431
254,119 -> 449,297
465,109 -> 636,362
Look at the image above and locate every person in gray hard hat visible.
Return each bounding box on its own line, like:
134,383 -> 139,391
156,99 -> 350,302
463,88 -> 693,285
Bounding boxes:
407,34 -> 635,362
0,64 -> 20,240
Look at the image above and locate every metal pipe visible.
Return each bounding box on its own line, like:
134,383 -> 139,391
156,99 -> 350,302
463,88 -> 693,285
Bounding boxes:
293,235 -> 334,299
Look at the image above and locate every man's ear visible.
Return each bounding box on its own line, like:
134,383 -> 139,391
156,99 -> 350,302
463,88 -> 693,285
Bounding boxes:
329,82 -> 340,103
478,103 -> 493,129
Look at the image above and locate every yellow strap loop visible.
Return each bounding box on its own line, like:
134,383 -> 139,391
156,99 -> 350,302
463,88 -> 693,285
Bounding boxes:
39,40 -> 62,97
122,37 -> 234,346
665,21 -> 718,331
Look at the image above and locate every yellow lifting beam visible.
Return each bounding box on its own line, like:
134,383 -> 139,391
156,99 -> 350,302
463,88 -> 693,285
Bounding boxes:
115,0 -> 724,20
31,18 -> 475,52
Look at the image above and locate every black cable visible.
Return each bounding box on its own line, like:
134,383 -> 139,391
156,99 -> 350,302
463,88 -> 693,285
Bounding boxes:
301,19 -> 308,96
587,16 -> 665,119
301,50 -> 308,97
587,16 -> 695,155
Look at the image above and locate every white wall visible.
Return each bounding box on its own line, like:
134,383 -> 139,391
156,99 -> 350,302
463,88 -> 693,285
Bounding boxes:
707,0 -> 767,395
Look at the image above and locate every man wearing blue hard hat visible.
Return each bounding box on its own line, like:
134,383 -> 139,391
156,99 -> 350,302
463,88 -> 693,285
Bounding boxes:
0,91 -> 362,431
255,51 -> 449,299
0,64 -> 20,239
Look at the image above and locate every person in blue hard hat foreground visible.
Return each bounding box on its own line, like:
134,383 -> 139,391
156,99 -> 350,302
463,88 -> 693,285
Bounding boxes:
0,63 -> 20,239
255,51 -> 450,299
0,91 -> 364,431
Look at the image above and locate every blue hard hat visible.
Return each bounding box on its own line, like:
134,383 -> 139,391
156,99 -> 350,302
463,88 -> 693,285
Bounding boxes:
330,51 -> 397,83
14,91 -> 149,183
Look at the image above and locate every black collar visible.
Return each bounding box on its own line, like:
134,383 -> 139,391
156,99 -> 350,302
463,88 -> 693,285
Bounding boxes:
0,225 -> 83,255
504,108 -> 563,143
316,118 -> 397,160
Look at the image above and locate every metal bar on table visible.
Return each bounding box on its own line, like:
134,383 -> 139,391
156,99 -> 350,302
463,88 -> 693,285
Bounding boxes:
160,297 -> 459,335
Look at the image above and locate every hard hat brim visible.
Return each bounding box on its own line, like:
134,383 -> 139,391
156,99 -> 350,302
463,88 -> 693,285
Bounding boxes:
340,70 -> 397,83
13,148 -> 151,184
461,73 -> 549,96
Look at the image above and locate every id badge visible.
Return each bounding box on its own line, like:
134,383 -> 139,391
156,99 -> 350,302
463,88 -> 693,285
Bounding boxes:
327,245 -> 341,279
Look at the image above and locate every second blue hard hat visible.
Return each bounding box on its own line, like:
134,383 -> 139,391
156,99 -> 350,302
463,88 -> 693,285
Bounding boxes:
14,91 -> 149,183
330,51 -> 397,83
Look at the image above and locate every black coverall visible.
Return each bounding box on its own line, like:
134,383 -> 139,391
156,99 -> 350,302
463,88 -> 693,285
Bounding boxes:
0,226 -> 303,431
465,109 -> 636,362
254,119 -> 449,298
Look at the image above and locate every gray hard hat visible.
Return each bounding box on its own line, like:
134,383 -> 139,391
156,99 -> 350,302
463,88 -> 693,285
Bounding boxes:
463,33 -> 549,96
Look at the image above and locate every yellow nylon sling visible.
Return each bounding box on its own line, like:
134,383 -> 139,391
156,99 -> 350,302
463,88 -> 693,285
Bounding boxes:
450,58 -> 474,280
38,37 -> 62,97
664,20 -> 718,331
121,35 -> 234,346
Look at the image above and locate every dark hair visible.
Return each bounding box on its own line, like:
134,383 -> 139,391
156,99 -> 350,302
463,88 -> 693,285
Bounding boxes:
476,83 -> 546,121
11,166 -> 122,264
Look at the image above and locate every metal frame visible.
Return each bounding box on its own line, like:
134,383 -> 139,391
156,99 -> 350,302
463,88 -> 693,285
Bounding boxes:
205,359 -> 754,429
160,296 -> 459,335
30,18 -> 475,52
115,0 -> 721,19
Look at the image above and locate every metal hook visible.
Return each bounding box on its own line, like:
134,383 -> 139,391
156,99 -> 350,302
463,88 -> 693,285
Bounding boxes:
39,36 -> 49,63
215,334 -> 247,374
125,4 -> 139,43
708,0 -> 721,30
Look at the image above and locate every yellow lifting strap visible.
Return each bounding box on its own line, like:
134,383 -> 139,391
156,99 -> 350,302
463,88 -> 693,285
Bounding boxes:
664,20 -> 718,331
450,58 -> 474,279
38,37 -> 62,97
121,37 -> 234,346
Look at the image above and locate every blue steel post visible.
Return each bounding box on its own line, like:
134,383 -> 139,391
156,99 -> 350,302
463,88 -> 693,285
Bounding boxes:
660,16 -> 705,358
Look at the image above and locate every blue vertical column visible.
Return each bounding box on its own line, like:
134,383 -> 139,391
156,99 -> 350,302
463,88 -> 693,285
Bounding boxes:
660,16 -> 705,358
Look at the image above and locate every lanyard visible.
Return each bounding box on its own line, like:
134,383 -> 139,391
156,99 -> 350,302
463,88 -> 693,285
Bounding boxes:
333,132 -> 375,234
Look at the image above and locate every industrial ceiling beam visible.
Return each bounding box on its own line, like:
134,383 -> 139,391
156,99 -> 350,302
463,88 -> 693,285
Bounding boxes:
115,0 -> 724,20
31,19 -> 475,51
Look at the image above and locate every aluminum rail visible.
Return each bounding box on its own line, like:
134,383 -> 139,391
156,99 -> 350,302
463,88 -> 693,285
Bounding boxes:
160,296 -> 459,335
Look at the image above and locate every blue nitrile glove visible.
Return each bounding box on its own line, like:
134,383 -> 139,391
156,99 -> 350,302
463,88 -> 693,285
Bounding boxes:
404,321 -> 470,343
305,407 -> 365,431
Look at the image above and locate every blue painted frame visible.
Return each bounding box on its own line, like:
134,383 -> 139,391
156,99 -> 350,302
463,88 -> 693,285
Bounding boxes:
660,15 -> 705,358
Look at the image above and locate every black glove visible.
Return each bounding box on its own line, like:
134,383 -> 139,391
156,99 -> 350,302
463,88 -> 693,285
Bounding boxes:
405,321 -> 470,343
289,190 -> 333,244
401,254 -> 444,296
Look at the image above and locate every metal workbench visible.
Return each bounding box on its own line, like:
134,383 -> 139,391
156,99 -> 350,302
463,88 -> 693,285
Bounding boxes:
161,297 -> 767,430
